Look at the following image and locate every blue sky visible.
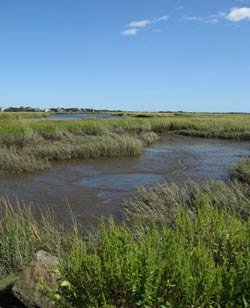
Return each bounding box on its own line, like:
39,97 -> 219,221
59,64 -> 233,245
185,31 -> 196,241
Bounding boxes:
0,0 -> 249,112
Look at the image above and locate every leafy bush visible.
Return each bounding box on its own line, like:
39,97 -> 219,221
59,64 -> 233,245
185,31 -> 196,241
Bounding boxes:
55,197 -> 250,307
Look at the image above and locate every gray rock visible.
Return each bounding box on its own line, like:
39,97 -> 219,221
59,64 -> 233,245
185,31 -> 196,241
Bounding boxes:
12,251 -> 60,308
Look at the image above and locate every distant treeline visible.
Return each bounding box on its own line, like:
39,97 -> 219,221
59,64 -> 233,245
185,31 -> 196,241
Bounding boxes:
0,107 -> 93,113
0,107 -> 249,114
1,107 -> 45,112
0,107 -> 124,113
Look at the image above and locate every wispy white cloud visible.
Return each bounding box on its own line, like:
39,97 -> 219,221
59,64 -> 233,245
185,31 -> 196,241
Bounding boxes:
120,28 -> 139,36
225,7 -> 250,22
127,20 -> 152,28
158,15 -> 169,21
183,7 -> 250,24
183,12 -> 224,24
205,13 -> 226,23
121,5 -> 250,36
121,15 -> 169,36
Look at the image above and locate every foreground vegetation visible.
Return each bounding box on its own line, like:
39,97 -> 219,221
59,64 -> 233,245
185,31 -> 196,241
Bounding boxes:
0,164 -> 249,306
58,199 -> 250,307
0,112 -> 249,174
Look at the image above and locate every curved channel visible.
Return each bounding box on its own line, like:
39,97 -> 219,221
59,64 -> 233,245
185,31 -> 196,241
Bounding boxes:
0,135 -> 249,227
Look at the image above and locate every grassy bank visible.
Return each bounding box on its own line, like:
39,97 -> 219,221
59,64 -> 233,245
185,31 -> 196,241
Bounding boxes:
0,177 -> 250,307
149,113 -> 250,140
0,113 -> 249,174
232,158 -> 250,185
2,113 -> 249,141
0,134 -> 146,173
0,118 -> 158,174
0,112 -> 50,120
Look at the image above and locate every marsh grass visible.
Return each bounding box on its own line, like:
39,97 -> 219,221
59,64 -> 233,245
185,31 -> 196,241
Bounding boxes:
0,196 -> 79,277
0,147 -> 50,174
149,114 -> 250,139
1,114 -> 250,147
0,114 -> 249,174
232,158 -> 250,184
125,179 -> 250,226
0,118 -> 156,174
0,133 -> 143,174
0,112 -> 49,120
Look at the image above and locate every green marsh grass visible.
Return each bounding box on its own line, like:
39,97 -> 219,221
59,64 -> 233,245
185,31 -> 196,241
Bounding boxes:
0,196 -> 78,277
125,179 -> 250,225
0,113 -> 249,174
232,158 -> 250,185
0,112 -> 49,120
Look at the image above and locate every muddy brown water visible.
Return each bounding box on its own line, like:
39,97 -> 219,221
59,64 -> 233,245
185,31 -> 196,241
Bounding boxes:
0,135 -> 249,229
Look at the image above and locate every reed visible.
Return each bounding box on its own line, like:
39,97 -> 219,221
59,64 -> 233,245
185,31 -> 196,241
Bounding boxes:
0,197 -> 67,277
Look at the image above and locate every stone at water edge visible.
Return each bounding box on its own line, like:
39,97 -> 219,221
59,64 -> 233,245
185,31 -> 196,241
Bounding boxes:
12,250 -> 60,308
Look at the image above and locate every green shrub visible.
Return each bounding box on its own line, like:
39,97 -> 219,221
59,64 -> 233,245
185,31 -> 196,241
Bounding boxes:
55,197 -> 250,307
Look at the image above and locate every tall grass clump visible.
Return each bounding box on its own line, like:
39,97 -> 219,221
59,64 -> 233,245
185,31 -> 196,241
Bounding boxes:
0,118 -> 149,173
0,197 -> 75,277
125,179 -> 250,225
0,130 -> 144,174
0,147 -> 50,174
232,158 -> 250,185
54,196 -> 250,307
